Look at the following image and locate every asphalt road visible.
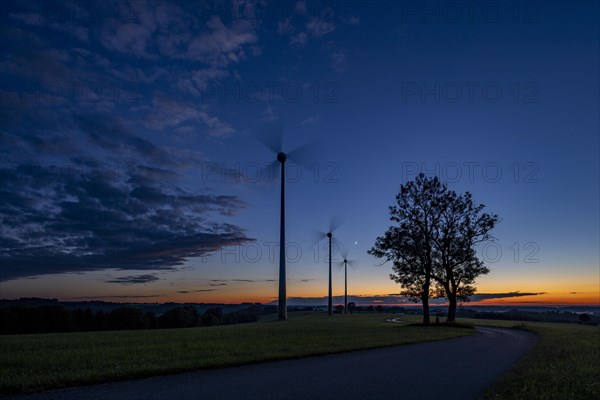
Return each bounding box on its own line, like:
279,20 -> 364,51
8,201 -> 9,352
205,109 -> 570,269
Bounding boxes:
7,327 -> 537,400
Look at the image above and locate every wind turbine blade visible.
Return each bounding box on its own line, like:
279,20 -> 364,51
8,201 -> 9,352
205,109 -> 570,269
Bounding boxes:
340,248 -> 349,261
254,121 -> 283,154
310,229 -> 327,244
330,236 -> 344,246
330,236 -> 345,262
287,140 -> 319,168
329,215 -> 344,233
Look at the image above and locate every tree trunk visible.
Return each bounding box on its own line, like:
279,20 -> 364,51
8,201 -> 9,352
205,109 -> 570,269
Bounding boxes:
447,295 -> 457,323
422,295 -> 430,325
421,273 -> 432,325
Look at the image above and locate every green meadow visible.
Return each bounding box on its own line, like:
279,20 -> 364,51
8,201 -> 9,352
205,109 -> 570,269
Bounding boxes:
0,312 -> 471,395
1,312 -> 598,399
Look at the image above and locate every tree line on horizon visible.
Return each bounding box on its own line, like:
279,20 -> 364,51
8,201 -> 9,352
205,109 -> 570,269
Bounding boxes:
0,304 -> 264,335
369,173 -> 499,325
0,301 -> 397,334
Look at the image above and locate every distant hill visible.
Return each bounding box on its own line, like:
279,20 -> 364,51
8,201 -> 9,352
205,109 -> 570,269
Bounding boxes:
0,298 -> 259,316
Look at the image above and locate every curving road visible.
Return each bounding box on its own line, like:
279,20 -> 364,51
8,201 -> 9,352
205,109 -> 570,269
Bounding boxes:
7,327 -> 537,400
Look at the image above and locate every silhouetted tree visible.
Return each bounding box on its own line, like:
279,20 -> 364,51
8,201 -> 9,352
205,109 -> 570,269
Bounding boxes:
145,311 -> 159,329
0,303 -> 267,334
369,173 -> 497,324
376,305 -> 384,313
201,307 -> 223,326
72,308 -> 95,331
369,174 -> 445,324
367,305 -> 374,312
223,305 -> 262,325
430,189 -> 498,322
578,313 -> 592,323
158,306 -> 200,328
38,305 -> 71,332
347,302 -> 356,314
94,310 -> 107,330
261,305 -> 278,315
108,307 -> 147,330
334,304 -> 344,314
246,305 -> 263,318
0,307 -> 19,334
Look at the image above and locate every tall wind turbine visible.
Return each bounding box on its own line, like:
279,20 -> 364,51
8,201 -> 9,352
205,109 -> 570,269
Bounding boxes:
277,151 -> 287,321
314,217 -> 343,316
256,123 -> 315,321
327,232 -> 332,315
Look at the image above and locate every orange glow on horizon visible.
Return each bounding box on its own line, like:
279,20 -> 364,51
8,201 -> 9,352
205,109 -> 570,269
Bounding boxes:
63,291 -> 600,306
3,269 -> 598,306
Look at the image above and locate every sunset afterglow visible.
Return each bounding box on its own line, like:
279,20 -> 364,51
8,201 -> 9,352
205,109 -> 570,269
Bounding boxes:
1,1 -> 598,309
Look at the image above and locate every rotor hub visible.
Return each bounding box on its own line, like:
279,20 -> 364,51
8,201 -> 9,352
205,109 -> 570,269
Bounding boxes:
326,232 -> 332,238
277,152 -> 287,163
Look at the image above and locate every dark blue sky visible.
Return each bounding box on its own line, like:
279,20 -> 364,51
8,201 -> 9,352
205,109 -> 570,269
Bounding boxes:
1,1 -> 598,305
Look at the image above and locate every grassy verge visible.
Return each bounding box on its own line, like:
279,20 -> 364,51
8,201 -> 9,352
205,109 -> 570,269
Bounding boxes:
383,314 -> 599,399
460,318 -> 600,400
0,312 -> 472,395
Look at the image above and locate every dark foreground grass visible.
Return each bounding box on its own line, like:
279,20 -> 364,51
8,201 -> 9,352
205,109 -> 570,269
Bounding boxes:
0,312 -> 472,395
470,320 -> 600,400
463,318 -> 600,400
386,314 -> 599,399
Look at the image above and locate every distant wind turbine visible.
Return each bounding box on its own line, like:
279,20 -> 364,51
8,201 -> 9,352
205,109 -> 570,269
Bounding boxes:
338,250 -> 357,315
314,217 -> 344,316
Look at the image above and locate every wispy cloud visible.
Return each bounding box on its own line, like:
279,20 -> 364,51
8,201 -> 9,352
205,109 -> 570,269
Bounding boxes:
72,294 -> 164,300
277,19 -> 295,35
177,289 -> 217,294
201,278 -> 277,284
187,16 -> 257,65
301,114 -> 321,125
471,292 -> 547,301
262,106 -> 280,122
306,10 -> 336,37
290,32 -> 308,46
295,1 -> 308,15
342,16 -> 360,26
106,274 -> 160,285
330,51 -> 347,73
143,93 -> 235,137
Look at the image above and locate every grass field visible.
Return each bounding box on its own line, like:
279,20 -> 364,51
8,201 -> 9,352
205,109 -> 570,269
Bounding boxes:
3,312 -> 597,398
0,312 -> 472,395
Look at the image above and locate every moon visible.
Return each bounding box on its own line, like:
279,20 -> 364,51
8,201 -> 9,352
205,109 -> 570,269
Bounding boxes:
354,241 -> 358,245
